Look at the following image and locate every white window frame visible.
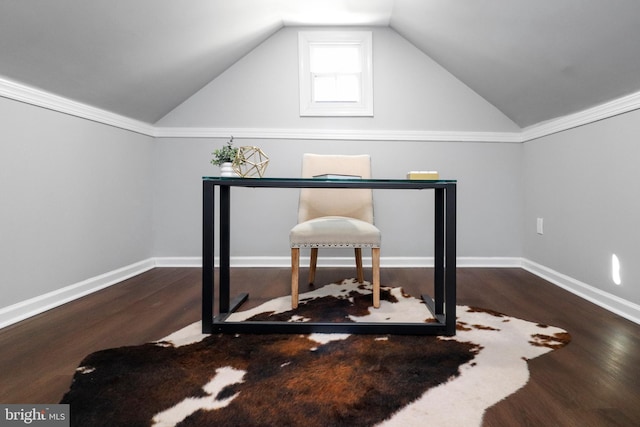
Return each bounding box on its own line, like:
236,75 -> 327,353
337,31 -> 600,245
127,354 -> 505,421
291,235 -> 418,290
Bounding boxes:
298,30 -> 373,117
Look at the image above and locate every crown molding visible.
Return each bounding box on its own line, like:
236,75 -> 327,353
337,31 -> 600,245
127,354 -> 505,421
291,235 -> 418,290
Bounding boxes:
4,76 -> 640,143
0,77 -> 156,137
521,90 -> 640,142
0,77 -> 520,143
153,126 -> 522,143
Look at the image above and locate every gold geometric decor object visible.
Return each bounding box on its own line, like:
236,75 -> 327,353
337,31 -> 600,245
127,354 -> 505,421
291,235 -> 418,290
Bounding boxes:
232,146 -> 270,178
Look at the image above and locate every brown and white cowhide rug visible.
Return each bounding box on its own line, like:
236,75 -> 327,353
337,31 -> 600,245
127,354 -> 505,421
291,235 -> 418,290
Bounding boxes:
61,279 -> 570,427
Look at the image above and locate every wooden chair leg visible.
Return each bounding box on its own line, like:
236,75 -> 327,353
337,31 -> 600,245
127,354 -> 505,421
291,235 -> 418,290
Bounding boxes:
291,248 -> 300,309
355,248 -> 364,283
308,247 -> 318,285
372,247 -> 380,308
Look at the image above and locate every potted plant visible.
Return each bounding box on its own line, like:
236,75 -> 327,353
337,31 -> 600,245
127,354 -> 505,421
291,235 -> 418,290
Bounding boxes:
211,137 -> 238,176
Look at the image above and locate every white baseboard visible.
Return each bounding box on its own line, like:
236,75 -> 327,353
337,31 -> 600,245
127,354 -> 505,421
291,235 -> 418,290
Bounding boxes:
0,259 -> 155,330
2,256 -> 638,330
153,257 -> 202,267
111,256 -> 640,325
522,259 -> 640,325
153,256 -> 524,268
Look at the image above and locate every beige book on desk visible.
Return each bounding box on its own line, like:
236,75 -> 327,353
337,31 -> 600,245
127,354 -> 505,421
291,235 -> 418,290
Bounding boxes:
407,171 -> 439,180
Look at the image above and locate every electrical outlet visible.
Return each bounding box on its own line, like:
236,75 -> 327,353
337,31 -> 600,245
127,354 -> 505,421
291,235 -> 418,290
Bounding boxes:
536,218 -> 544,235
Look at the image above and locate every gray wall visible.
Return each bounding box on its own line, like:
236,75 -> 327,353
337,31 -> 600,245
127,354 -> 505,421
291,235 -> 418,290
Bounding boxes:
152,138 -> 523,260
4,23 -> 637,318
0,97 -> 154,307
154,26 -> 523,261
523,109 -> 640,306
157,27 -> 519,132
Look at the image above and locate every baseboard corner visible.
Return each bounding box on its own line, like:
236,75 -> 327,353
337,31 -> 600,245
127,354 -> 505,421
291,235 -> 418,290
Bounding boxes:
521,259 -> 640,325
0,258 -> 156,330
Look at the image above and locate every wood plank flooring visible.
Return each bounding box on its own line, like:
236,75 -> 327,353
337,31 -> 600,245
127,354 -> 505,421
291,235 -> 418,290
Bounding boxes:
1,267 -> 638,426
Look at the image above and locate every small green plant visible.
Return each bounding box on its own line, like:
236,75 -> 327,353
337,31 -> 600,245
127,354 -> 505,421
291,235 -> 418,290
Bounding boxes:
211,137 -> 238,166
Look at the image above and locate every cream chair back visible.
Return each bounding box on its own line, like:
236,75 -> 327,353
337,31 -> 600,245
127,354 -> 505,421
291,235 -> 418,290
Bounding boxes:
298,154 -> 374,224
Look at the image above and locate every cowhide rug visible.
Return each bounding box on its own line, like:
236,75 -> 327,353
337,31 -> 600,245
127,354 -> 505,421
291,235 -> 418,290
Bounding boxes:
61,279 -> 570,427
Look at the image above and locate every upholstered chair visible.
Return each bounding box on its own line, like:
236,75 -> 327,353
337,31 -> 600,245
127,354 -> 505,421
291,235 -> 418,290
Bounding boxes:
289,154 -> 381,309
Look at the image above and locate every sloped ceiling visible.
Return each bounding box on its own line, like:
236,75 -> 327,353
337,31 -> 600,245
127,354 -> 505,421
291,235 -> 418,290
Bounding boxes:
2,0 -> 640,128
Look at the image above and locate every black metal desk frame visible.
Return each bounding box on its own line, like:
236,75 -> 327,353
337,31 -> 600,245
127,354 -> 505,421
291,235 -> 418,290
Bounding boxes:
202,177 -> 457,335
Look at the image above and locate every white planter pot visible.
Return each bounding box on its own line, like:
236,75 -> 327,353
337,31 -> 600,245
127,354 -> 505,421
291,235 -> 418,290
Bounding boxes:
220,162 -> 234,177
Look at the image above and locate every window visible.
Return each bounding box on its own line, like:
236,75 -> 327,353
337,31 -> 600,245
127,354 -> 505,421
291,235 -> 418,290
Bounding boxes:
298,31 -> 373,117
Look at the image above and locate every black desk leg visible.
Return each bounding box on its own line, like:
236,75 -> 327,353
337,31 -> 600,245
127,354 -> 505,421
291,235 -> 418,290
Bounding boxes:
445,185 -> 457,335
219,185 -> 231,314
202,182 -> 215,333
434,188 -> 445,314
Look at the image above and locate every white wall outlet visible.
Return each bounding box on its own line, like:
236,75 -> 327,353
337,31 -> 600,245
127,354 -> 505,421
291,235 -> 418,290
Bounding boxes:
536,218 -> 544,235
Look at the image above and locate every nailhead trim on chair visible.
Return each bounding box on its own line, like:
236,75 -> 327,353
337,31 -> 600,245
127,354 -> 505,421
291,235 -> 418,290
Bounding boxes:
291,243 -> 379,248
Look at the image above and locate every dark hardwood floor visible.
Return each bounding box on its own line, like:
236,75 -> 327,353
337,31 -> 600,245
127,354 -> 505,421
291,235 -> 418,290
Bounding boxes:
1,267 -> 638,426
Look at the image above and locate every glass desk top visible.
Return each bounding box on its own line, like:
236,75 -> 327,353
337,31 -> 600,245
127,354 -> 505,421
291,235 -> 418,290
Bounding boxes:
204,176 -> 456,182
203,177 -> 456,188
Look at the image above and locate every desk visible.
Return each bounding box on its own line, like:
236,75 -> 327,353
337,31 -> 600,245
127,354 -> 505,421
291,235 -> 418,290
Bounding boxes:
202,177 -> 457,335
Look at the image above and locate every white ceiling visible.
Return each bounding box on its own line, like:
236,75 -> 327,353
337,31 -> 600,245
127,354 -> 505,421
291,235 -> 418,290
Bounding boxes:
2,0 -> 640,128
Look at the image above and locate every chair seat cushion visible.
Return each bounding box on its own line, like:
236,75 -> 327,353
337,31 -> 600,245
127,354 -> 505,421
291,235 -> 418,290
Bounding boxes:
290,216 -> 381,248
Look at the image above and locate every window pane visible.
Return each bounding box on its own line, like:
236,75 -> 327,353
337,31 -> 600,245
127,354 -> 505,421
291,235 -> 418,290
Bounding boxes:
298,30 -> 373,116
312,73 -> 360,102
312,75 -> 337,102
310,45 -> 361,73
335,74 -> 360,102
